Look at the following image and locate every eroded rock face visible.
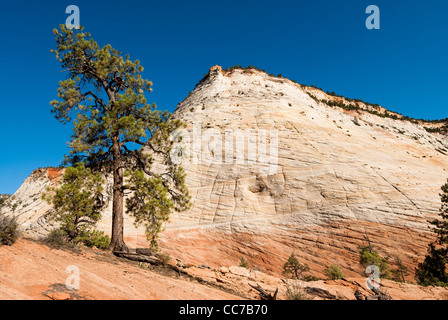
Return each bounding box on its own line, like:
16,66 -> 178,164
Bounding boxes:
4,66 -> 448,279
0,168 -> 63,235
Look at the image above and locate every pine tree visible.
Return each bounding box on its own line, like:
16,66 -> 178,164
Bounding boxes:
283,253 -> 310,280
50,25 -> 190,252
415,179 -> 448,286
391,256 -> 408,283
42,163 -> 109,248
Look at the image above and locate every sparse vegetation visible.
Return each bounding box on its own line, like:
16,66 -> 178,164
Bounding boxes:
158,253 -> 171,265
391,256 -> 409,283
43,228 -> 75,249
0,194 -> 11,209
0,212 -> 19,246
319,97 -> 448,125
239,257 -> 249,269
305,91 -> 319,103
302,275 -> 320,282
285,281 -> 309,300
139,261 -> 151,269
199,64 -> 448,127
43,227 -> 109,250
424,124 -> 448,135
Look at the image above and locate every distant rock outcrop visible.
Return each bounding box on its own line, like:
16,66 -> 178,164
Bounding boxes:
4,66 -> 448,279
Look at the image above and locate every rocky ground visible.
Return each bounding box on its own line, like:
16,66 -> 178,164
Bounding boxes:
1,238 -> 447,300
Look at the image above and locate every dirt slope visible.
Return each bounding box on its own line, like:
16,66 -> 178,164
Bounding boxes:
0,239 -> 240,300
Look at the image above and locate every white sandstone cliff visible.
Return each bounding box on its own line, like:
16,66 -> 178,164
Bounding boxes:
3,65 -> 448,278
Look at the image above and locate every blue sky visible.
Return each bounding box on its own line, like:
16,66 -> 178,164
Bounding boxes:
0,0 -> 447,194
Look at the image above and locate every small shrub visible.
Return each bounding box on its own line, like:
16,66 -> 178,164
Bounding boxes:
77,229 -> 110,250
158,253 -> 171,265
0,195 -> 11,209
43,228 -> 72,249
359,245 -> 391,279
139,262 -> 150,269
0,213 -> 19,246
239,257 -> 249,269
43,228 -> 109,250
302,275 -> 320,281
325,264 -> 345,280
285,281 -> 309,300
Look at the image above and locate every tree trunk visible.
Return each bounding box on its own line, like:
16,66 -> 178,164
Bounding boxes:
109,135 -> 128,252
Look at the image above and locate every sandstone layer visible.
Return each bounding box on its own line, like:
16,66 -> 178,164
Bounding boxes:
3,66 -> 448,281
1,239 -> 448,300
0,239 -> 240,300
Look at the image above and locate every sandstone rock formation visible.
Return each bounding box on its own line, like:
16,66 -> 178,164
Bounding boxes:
3,65 -> 448,281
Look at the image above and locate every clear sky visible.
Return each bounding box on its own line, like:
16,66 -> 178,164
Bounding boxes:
0,0 -> 447,194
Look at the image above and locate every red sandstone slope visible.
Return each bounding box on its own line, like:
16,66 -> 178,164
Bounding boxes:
1,238 -> 448,300
0,239 -> 240,300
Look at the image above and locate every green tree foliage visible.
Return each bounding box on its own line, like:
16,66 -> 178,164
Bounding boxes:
415,179 -> 448,286
50,25 -> 190,251
42,163 -> 109,249
325,264 -> 345,280
283,253 -> 310,280
125,169 -> 188,250
0,213 -> 19,246
415,244 -> 448,286
358,245 -> 391,279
